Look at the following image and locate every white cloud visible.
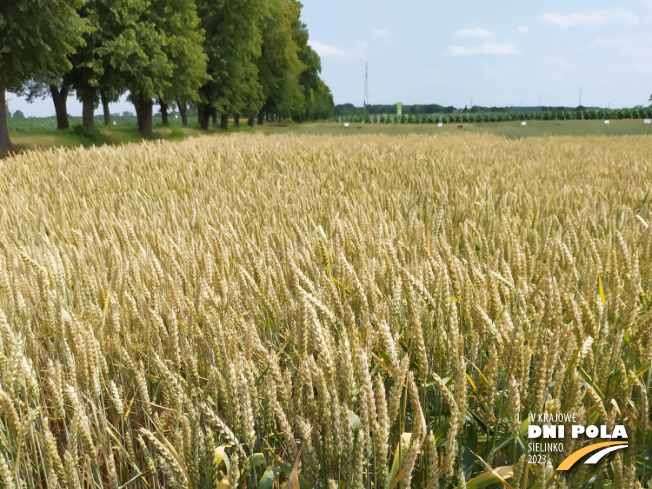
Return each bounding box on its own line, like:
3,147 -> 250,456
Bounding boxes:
308,40 -> 367,59
517,26 -> 529,34
454,27 -> 492,39
539,10 -> 638,28
373,29 -> 399,46
587,35 -> 652,58
447,42 -> 519,57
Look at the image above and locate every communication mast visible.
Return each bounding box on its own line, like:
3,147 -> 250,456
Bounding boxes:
363,62 -> 369,117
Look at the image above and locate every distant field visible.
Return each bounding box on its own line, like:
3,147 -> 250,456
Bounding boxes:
3,117 -> 651,157
265,119 -> 652,138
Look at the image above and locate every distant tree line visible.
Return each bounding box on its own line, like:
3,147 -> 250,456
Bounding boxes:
335,104 -> 614,117
0,0 -> 334,149
339,106 -> 652,124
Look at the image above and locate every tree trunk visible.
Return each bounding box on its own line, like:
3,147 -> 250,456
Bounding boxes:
220,113 -> 228,129
199,104 -> 211,130
160,99 -> 168,125
0,79 -> 13,150
234,113 -> 240,126
50,85 -> 70,130
211,108 -> 217,125
82,94 -> 95,129
101,91 -> 111,125
135,96 -> 153,134
258,112 -> 264,125
177,99 -> 188,126
248,117 -> 255,127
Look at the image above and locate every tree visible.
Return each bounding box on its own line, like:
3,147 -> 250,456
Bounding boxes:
99,82 -> 123,126
304,78 -> 334,120
151,0 -> 209,127
197,0 -> 266,130
58,0 -> 111,130
62,0 -> 203,134
0,0 -> 87,149
298,45 -> 333,120
93,1 -> 171,134
12,110 -> 25,119
92,0 -> 207,134
256,0 -> 305,124
24,78 -> 73,130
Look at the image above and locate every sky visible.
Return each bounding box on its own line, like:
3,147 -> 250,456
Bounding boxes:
7,0 -> 652,117
301,0 -> 652,109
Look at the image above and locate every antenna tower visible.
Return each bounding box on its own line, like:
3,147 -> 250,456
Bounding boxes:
363,62 -> 369,117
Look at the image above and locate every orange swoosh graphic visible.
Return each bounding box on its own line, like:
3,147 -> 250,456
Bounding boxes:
557,441 -> 628,471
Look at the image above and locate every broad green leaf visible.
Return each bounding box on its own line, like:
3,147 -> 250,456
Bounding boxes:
462,424 -> 478,480
279,461 -> 312,489
635,362 -> 650,378
250,453 -> 266,468
256,467 -> 280,489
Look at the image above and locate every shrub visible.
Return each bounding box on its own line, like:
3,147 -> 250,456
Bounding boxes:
72,123 -> 102,141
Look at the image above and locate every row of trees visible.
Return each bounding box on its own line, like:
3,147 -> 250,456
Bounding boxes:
0,0 -> 334,149
335,103 -> 459,117
335,104 -> 617,118
340,106 -> 652,124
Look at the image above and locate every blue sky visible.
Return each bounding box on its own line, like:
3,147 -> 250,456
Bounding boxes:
7,0 -> 652,117
302,0 -> 652,108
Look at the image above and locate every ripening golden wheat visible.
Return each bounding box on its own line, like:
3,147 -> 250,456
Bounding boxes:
0,133 -> 650,489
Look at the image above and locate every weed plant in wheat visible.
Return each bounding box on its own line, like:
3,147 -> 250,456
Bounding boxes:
0,133 -> 651,489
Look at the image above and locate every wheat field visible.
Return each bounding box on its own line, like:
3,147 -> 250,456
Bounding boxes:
0,133 -> 650,489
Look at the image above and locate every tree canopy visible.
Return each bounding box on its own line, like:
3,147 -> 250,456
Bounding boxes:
197,0 -> 267,129
1,0 -> 334,145
0,0 -> 88,147
256,0 -> 305,122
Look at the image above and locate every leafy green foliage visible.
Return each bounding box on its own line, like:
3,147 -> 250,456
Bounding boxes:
0,0 -> 88,91
0,0 -> 88,146
197,0 -> 266,117
72,123 -> 102,141
150,0 -> 209,106
257,0 -> 305,118
97,1 -> 172,103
